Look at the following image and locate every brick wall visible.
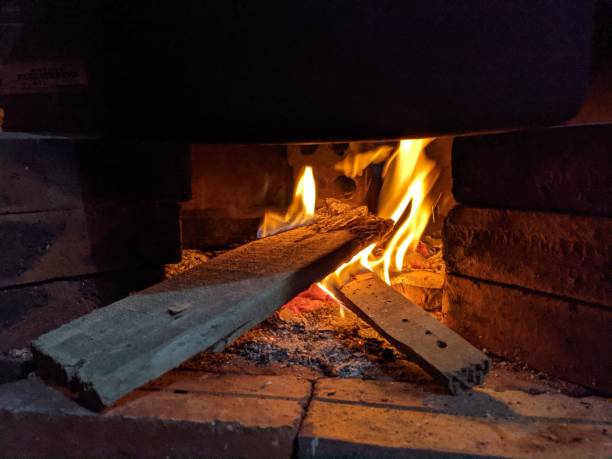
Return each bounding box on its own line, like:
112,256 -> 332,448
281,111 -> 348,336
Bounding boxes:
443,124 -> 612,394
0,134 -> 190,381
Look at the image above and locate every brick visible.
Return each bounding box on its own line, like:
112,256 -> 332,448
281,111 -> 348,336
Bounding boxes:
452,125 -> 612,216
182,142 -> 377,249
181,144 -> 292,248
0,203 -> 180,288
298,378 -> 612,458
181,210 -> 259,249
443,274 -> 612,394
0,268 -> 164,353
0,351 -> 33,384
443,206 -> 612,306
0,135 -> 191,214
184,144 -> 292,215
0,373 -> 311,459
287,143 -> 371,209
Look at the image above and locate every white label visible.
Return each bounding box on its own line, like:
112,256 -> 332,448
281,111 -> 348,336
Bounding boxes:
0,62 -> 87,96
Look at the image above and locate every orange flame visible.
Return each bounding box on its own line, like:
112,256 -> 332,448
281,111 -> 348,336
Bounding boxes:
334,144 -> 394,178
322,138 -> 439,292
258,166 -> 316,238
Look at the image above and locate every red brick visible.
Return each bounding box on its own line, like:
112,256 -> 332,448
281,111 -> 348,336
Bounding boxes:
181,144 -> 292,248
0,373 -> 311,459
0,268 -> 164,353
443,275 -> 612,394
0,135 -> 191,214
185,144 -> 292,215
443,206 -> 612,307
181,210 -> 260,249
0,204 -> 180,288
452,125 -> 612,216
298,378 -> 612,458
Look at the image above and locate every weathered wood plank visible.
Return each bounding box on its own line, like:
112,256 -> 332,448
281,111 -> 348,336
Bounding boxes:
452,125 -> 612,216
33,211 -> 390,409
443,206 -> 612,307
443,274 -> 612,394
337,273 -> 489,394
0,203 -> 181,288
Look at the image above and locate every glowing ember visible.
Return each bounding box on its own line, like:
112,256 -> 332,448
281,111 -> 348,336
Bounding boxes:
322,138 -> 439,291
316,282 -> 346,318
282,284 -> 333,314
258,165 -> 316,237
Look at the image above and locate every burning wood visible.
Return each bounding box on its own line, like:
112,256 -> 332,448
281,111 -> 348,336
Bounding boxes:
337,273 -> 490,394
315,138 -> 489,393
33,136 -> 489,408
32,201 -> 392,409
258,165 -> 316,237
321,138 -> 440,289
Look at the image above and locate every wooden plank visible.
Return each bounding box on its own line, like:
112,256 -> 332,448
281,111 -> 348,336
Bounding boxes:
33,210 -> 390,409
337,273 -> 490,394
0,203 -> 181,288
444,274 -> 612,394
443,206 -> 612,307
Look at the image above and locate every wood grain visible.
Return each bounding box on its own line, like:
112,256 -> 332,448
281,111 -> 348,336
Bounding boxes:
33,211 -> 389,409
338,273 -> 489,394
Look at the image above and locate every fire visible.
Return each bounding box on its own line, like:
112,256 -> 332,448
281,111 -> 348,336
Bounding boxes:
258,140 -> 440,315
322,138 -> 439,291
258,166 -> 316,237
316,282 -> 345,318
334,144 -> 394,178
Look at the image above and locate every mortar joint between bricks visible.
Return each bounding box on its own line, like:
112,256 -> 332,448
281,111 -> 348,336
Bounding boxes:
292,377 -> 318,459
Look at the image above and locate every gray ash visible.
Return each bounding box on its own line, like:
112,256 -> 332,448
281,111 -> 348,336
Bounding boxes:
223,302 -> 431,382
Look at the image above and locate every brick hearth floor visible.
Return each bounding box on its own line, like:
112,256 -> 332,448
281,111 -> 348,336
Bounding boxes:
0,365 -> 610,458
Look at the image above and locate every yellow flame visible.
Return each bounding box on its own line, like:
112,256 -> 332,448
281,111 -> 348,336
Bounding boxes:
258,166 -> 316,238
334,144 -> 394,178
322,138 -> 439,293
316,281 -> 346,318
